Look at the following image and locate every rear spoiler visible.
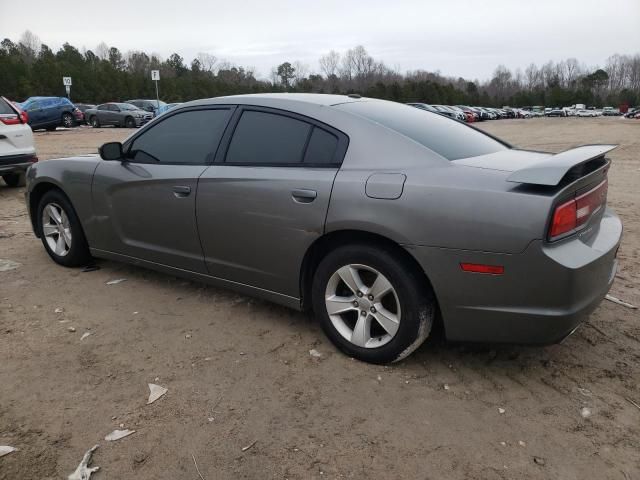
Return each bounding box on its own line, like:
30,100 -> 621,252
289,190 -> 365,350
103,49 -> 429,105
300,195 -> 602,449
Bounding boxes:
506,144 -> 617,186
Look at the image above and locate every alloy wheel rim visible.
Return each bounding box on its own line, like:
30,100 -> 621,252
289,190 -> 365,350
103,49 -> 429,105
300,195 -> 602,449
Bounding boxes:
42,203 -> 72,257
325,264 -> 401,348
63,115 -> 72,128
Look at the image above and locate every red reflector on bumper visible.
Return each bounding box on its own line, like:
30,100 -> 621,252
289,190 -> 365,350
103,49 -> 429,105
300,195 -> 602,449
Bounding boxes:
460,263 -> 504,275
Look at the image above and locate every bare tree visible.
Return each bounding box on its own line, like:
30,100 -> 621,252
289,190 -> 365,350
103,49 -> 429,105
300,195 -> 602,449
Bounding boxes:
196,52 -> 218,73
95,42 -> 109,61
319,50 -> 340,78
19,30 -> 41,54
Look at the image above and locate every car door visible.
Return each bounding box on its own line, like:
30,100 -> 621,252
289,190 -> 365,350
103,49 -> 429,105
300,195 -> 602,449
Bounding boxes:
91,106 -> 234,273
25,101 -> 44,127
96,104 -> 110,124
196,106 -> 348,297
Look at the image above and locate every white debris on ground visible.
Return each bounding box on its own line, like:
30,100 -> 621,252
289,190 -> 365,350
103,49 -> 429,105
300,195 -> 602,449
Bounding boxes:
0,446 -> 17,457
67,327 -> 76,333
68,444 -> 100,480
498,408 -> 506,414
80,332 -> 92,340
147,384 -> 168,404
605,294 -> 638,309
0,259 -> 21,272
309,349 -> 322,358
106,278 -> 127,285
581,407 -> 592,418
104,429 -> 135,441
54,307 -> 64,313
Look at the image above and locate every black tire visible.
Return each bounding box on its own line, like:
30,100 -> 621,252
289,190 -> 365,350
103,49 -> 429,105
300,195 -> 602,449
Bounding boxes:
311,244 -> 435,364
125,116 -> 135,128
62,112 -> 74,128
90,116 -> 100,128
2,172 -> 26,188
36,189 -> 92,267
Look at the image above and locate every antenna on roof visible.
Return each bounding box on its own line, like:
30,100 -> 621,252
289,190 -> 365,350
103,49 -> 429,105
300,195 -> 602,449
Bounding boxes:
347,94 -> 362,99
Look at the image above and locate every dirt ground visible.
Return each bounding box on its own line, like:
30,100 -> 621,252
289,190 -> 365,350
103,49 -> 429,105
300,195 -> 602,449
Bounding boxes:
1,118 -> 638,480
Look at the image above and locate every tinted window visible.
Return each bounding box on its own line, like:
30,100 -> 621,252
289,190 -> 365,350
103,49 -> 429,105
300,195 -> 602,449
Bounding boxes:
304,127 -> 338,164
335,101 -> 507,161
98,104 -> 109,111
128,109 -> 230,164
226,110 -> 311,165
0,98 -> 15,115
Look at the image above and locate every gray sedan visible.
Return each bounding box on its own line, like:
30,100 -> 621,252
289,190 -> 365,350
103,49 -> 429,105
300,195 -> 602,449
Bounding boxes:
24,94 -> 622,364
85,102 -> 153,128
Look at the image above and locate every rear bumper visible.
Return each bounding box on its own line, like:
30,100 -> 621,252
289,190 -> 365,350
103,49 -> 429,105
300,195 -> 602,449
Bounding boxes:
408,208 -> 622,344
0,154 -> 36,175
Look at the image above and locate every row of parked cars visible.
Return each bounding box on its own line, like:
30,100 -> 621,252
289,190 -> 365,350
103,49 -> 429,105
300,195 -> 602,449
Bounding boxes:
5,96 -> 184,132
407,104 -> 540,122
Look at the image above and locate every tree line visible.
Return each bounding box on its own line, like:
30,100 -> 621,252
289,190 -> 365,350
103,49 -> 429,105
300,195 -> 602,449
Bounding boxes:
1,31 -> 639,107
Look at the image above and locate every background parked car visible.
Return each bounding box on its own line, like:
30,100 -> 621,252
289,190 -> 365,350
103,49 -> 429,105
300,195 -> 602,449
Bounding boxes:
157,102 -> 183,116
576,109 -> 598,117
0,96 -> 37,187
126,99 -> 166,116
546,108 -> 567,117
74,103 -> 96,124
16,96 -> 81,131
85,103 -> 153,128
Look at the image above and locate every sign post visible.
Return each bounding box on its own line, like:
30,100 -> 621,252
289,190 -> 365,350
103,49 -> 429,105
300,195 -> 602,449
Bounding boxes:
63,76 -> 72,101
151,70 -> 160,114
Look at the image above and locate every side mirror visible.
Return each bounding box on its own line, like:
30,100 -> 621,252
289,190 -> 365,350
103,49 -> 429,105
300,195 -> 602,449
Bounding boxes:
99,142 -> 124,161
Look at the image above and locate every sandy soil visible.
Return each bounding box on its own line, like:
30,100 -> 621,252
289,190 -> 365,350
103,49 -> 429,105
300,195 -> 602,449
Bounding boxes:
1,118 -> 638,479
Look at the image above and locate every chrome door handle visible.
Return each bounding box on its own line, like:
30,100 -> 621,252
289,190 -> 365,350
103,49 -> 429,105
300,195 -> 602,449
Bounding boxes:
172,185 -> 191,197
292,189 -> 317,203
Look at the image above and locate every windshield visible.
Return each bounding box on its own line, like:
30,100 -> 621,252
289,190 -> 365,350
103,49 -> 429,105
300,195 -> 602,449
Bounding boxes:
335,100 -> 509,161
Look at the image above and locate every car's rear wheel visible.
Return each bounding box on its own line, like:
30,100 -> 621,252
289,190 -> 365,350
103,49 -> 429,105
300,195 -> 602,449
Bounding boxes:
2,173 -> 26,188
90,116 -> 100,128
312,244 -> 435,364
62,112 -> 74,128
37,190 -> 91,267
125,116 -> 135,128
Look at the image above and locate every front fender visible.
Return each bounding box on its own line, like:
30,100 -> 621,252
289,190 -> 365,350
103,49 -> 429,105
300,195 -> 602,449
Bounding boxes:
26,156 -> 101,243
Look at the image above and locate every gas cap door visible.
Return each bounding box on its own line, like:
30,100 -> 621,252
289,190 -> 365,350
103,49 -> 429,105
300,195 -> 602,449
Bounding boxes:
365,173 -> 407,199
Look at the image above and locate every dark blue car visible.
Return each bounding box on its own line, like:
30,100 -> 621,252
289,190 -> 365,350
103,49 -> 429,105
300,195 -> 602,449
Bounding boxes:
17,97 -> 81,131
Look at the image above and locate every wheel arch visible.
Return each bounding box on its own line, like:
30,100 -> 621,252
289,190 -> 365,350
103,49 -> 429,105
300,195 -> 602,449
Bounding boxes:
29,181 -> 71,237
299,229 -> 439,314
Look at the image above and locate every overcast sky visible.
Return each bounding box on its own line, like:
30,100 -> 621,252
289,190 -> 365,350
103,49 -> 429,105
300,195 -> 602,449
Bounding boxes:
2,0 -> 639,80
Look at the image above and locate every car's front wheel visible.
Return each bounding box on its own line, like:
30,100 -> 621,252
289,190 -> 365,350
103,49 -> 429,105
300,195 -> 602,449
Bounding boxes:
2,173 -> 26,187
37,190 -> 91,267
90,116 -> 100,128
125,116 -> 135,128
312,244 -> 435,364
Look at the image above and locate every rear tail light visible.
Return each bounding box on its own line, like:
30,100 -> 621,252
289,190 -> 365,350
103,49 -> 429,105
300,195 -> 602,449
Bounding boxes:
549,179 -> 608,240
29,155 -> 39,163
0,113 -> 21,125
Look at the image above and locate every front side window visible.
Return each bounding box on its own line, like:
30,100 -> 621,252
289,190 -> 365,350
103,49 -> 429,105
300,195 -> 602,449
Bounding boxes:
128,109 -> 231,164
98,104 -> 109,111
225,110 -> 311,165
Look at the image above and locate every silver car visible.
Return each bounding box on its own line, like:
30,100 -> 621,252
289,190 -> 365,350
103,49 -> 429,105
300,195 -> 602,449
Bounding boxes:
25,94 -> 622,364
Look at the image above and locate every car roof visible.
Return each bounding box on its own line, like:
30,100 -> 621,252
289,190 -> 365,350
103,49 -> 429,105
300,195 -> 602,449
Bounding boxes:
187,93 -> 363,109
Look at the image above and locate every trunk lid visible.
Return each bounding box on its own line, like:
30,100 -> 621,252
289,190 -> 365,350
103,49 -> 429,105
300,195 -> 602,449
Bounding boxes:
455,145 -> 616,186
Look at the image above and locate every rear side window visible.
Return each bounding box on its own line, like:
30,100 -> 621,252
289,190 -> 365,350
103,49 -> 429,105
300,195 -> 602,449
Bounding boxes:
336,101 -> 508,160
0,98 -> 15,115
128,109 -> 231,164
225,111 -> 311,165
304,127 -> 338,164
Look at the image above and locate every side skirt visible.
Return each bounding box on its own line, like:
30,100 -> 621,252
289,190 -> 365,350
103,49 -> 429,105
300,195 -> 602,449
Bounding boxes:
90,248 -> 302,311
